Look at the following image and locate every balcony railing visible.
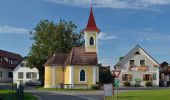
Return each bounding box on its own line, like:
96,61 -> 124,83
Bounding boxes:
129,66 -> 148,71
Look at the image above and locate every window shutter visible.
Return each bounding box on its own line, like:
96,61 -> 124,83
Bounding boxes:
130,75 -> 133,81
128,74 -> 130,81
149,75 -> 152,81
153,74 -> 156,80
122,74 -> 125,81
143,75 -> 145,81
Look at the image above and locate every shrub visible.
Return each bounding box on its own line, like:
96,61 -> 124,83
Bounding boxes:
123,81 -> 131,87
145,81 -> 152,87
91,84 -> 101,90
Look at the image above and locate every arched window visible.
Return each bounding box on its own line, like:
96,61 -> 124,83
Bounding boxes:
90,37 -> 94,45
80,69 -> 85,82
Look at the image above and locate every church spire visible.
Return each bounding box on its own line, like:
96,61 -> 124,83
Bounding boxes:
84,6 -> 100,33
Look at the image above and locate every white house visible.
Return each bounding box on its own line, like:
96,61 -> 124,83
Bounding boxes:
115,45 -> 159,86
13,59 -> 39,84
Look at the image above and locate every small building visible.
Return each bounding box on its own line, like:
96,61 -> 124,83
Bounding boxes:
44,7 -> 100,89
13,58 -> 39,84
0,49 -> 22,83
115,45 -> 159,86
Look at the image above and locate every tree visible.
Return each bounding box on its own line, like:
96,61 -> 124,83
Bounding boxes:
99,64 -> 114,85
160,62 -> 169,74
27,20 -> 84,82
160,62 -> 169,69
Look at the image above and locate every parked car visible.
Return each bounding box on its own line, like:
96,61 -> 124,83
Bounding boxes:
159,79 -> 164,87
25,79 -> 41,86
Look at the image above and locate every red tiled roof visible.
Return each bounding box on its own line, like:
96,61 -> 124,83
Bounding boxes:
44,54 -> 68,66
84,7 -> 100,33
65,47 -> 98,66
0,49 -> 23,69
44,47 -> 98,66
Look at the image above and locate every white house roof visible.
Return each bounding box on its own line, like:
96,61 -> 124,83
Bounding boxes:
115,45 -> 159,67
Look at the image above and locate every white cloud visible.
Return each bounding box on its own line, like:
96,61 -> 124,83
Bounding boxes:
45,0 -> 170,9
138,32 -> 170,42
98,32 -> 118,40
0,25 -> 30,34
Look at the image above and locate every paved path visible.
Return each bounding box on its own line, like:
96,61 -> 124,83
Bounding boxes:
25,87 -> 170,100
25,89 -> 104,100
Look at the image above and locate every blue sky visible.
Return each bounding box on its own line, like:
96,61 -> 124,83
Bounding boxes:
1,0 -> 170,68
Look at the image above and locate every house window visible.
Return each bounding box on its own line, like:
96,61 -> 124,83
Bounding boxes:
143,74 -> 152,81
135,51 -> 140,55
80,69 -> 85,82
0,71 -> 2,77
26,72 -> 32,79
129,60 -> 135,66
32,73 -> 37,79
153,73 -> 157,80
140,60 -> 145,66
8,72 -> 13,78
20,63 -> 25,67
18,72 -> 23,79
0,57 -> 3,62
90,37 -> 94,45
122,74 -> 133,81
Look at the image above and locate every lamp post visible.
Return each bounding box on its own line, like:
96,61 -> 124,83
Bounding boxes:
112,70 -> 121,99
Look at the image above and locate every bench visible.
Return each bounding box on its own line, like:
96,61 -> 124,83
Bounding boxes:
57,84 -> 88,89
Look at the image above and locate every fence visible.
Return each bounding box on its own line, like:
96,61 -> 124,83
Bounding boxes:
1,85 -> 24,100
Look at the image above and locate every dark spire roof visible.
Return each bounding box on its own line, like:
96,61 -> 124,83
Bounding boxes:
84,6 -> 100,33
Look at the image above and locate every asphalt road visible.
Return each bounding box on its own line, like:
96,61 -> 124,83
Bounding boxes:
31,92 -> 88,100
26,89 -> 103,100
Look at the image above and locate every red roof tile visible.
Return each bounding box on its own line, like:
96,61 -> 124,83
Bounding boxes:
44,54 -> 68,66
84,7 -> 100,33
44,47 -> 98,66
0,49 -> 23,69
65,47 -> 98,66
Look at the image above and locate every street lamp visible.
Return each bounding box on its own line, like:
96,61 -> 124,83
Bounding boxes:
112,70 -> 121,99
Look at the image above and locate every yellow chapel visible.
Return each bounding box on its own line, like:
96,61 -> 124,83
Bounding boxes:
44,7 -> 100,89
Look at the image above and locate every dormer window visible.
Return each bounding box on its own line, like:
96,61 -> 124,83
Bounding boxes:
135,51 -> 140,55
90,37 -> 94,45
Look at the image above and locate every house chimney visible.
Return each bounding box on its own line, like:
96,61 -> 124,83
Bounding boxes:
119,57 -> 124,61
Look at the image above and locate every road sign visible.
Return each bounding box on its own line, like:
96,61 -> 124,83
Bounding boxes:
114,78 -> 119,87
104,84 -> 113,96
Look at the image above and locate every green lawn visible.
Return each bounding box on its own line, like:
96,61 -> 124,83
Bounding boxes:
0,90 -> 37,100
106,89 -> 170,100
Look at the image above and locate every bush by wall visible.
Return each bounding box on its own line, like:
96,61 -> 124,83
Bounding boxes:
91,84 -> 101,90
145,81 -> 152,87
123,81 -> 131,87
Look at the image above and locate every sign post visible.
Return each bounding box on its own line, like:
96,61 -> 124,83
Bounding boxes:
104,84 -> 113,100
114,78 -> 120,99
112,70 -> 121,99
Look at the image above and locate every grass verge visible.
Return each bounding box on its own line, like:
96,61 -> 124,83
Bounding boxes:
0,90 -> 37,100
105,89 -> 170,100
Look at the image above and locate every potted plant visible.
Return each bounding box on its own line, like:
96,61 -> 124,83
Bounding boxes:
134,78 -> 142,87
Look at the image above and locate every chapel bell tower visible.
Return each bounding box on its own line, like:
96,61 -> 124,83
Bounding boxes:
84,6 -> 100,53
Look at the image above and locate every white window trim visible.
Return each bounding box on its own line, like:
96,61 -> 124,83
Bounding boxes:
79,68 -> 87,82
